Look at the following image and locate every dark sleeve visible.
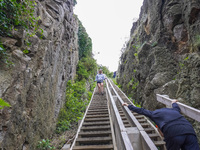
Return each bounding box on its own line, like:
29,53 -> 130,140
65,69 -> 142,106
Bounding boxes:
128,105 -> 153,118
172,103 -> 181,112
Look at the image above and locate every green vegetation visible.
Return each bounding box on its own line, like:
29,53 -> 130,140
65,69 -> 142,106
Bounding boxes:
56,19 -> 97,134
100,66 -> 113,78
184,56 -> 189,61
132,44 -> 140,61
37,139 -> 55,150
132,99 -> 141,108
112,78 -> 122,88
0,98 -> 11,109
127,78 -> 139,90
56,18 -> 113,134
56,78 -> 95,133
0,43 -> 13,66
76,57 -> 97,81
0,0 -> 38,36
0,0 -> 40,64
78,19 -> 92,59
128,96 -> 141,108
178,56 -> 190,71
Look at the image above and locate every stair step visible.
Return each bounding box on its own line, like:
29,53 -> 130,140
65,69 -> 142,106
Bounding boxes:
135,115 -> 144,119
86,114 -> 109,118
83,121 -> 110,126
137,119 -> 146,122
119,113 -> 125,117
89,106 -> 107,109
76,137 -> 112,145
144,127 -> 155,132
148,133 -> 160,138
79,131 -> 112,137
141,123 -> 149,127
132,112 -> 139,115
90,106 -> 107,108
154,141 -> 166,146
125,124 -> 131,128
73,145 -> 114,150
84,118 -> 109,122
81,125 -> 111,131
88,109 -> 108,112
123,120 -> 130,124
121,117 -> 127,120
87,112 -> 108,115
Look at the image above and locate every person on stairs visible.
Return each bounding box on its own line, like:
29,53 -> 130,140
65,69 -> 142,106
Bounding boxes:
94,69 -> 106,95
123,100 -> 200,150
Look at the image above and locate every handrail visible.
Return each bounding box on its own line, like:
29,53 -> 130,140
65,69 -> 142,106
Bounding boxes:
107,79 -> 158,150
106,79 -> 134,150
156,94 -> 200,122
109,79 -> 163,139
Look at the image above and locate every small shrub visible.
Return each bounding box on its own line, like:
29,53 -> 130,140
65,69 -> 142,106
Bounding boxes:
0,43 -> 14,67
56,120 -> 71,133
56,80 -> 89,133
0,0 -> 41,64
132,99 -> 141,108
37,139 -> 55,150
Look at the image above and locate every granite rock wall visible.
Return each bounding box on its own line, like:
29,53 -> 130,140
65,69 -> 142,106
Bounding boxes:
0,0 -> 78,149
117,0 -> 200,141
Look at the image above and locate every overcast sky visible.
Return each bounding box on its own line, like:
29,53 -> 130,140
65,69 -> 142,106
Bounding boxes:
74,0 -> 143,72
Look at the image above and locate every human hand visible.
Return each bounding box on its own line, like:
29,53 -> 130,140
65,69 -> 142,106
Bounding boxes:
171,99 -> 178,104
122,103 -> 128,107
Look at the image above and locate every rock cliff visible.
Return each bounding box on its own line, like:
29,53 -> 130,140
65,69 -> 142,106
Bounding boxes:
117,0 -> 200,139
0,0 -> 78,149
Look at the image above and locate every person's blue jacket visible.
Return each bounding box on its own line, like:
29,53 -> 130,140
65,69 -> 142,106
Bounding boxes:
95,74 -> 105,82
128,103 -> 196,140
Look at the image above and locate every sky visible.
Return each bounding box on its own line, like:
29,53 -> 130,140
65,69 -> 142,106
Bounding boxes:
74,0 -> 143,72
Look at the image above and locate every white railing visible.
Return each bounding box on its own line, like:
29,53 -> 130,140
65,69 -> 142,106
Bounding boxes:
156,94 -> 200,122
106,79 -> 134,150
107,79 -> 158,150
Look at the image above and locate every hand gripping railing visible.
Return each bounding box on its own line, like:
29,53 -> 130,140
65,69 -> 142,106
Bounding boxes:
156,94 -> 200,122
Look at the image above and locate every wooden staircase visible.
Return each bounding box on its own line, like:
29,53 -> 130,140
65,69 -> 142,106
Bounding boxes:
72,93 -> 114,150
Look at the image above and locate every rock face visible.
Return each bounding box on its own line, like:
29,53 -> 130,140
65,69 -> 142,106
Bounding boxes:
0,0 -> 78,149
117,0 -> 200,140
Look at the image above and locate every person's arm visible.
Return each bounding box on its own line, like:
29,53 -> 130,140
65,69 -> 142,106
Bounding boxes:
123,103 -> 153,118
172,103 -> 181,112
171,100 -> 180,112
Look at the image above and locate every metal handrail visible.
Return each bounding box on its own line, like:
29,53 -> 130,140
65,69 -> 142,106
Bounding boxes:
107,79 -> 158,150
106,79 -> 134,150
